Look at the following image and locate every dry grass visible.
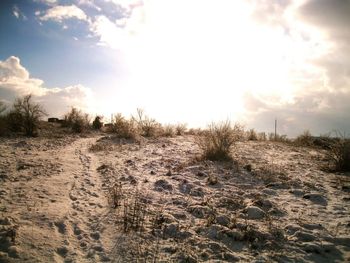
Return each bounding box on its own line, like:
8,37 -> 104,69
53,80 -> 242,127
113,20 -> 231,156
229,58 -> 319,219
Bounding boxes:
328,137 -> 350,172
294,130 -> 314,146
62,107 -> 90,133
247,129 -> 258,141
132,108 -> 161,138
162,124 -> 175,137
175,123 -> 187,135
196,121 -> 243,161
110,113 -> 139,139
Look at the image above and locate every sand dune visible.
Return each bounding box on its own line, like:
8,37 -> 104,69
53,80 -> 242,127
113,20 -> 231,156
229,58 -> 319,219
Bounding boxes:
0,134 -> 349,262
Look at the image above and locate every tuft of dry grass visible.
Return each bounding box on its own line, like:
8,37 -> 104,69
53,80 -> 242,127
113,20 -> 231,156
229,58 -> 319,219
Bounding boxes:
294,130 -> 314,146
247,129 -> 258,141
162,124 -> 175,137
110,113 -> 139,139
328,137 -> 350,172
62,107 -> 90,133
175,123 -> 187,135
132,108 -> 161,138
196,121 -> 243,161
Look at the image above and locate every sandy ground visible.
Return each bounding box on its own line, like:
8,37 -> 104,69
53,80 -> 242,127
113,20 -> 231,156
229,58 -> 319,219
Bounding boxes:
0,134 -> 349,262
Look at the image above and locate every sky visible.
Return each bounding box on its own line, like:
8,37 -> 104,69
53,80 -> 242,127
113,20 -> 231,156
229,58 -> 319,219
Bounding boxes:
0,0 -> 349,136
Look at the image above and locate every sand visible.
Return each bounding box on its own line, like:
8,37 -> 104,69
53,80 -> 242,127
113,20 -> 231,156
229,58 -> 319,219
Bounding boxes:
0,134 -> 349,262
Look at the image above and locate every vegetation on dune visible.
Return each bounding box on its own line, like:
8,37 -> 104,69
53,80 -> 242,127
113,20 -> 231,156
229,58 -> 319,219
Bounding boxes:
62,107 -> 90,133
328,135 -> 350,172
92,116 -> 103,130
0,94 -> 47,137
132,108 -> 161,138
109,113 -> 139,139
196,120 -> 244,161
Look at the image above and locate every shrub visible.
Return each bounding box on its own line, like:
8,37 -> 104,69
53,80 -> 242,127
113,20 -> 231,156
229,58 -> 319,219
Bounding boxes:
162,124 -> 175,137
175,123 -> 187,135
197,121 -> 243,161
132,108 -> 160,137
247,129 -> 258,141
258,132 -> 267,141
92,116 -> 103,130
112,113 -> 139,139
328,137 -> 350,172
9,94 -> 47,136
295,130 -> 313,146
63,107 -> 90,133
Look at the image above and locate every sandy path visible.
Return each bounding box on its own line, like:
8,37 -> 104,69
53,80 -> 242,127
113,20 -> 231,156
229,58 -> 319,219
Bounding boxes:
0,136 -> 115,263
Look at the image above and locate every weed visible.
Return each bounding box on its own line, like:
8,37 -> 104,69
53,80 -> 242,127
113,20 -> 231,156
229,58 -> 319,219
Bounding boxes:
247,129 -> 258,141
62,107 -> 90,133
196,121 -> 243,161
327,135 -> 350,171
162,124 -> 175,137
175,123 -> 187,135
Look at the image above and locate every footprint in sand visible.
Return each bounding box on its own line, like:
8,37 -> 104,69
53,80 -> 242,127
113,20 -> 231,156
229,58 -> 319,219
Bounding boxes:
54,220 -> 67,234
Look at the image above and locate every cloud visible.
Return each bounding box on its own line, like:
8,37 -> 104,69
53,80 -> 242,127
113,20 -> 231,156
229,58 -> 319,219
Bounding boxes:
77,0 -> 102,11
243,88 -> 350,137
33,0 -> 58,4
298,0 -> 350,43
249,0 -> 292,27
0,56 -> 94,117
39,5 -> 88,22
12,5 -> 27,20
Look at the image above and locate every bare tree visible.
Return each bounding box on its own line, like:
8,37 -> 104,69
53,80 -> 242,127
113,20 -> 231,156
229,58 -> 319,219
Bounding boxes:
12,94 -> 47,136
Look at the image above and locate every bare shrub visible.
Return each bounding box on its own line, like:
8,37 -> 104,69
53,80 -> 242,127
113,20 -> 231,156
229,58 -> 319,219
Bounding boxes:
175,123 -> 187,135
328,136 -> 350,172
247,129 -> 258,141
63,107 -> 90,133
112,113 -> 139,139
197,121 -> 243,161
122,189 -> 148,233
9,94 -> 47,136
92,116 -> 103,130
162,124 -> 175,137
258,132 -> 267,141
132,108 -> 160,137
109,182 -> 123,208
295,130 -> 313,146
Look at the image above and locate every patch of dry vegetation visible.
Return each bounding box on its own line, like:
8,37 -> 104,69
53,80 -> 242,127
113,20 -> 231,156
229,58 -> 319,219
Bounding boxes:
197,121 -> 243,161
328,136 -> 350,172
132,108 -> 161,138
109,113 -> 139,140
62,107 -> 90,133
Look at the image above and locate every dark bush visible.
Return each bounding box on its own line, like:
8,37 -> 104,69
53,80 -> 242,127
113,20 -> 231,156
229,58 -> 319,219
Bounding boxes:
63,107 -> 90,133
92,116 -> 103,130
7,94 -> 47,136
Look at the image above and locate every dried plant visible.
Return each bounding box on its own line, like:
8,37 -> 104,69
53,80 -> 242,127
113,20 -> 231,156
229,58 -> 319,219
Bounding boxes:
327,134 -> 350,171
196,121 -> 243,161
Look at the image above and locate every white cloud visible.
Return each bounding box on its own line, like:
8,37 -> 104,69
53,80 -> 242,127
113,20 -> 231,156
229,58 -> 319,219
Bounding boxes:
33,0 -> 58,5
39,5 -> 88,22
0,56 -> 94,118
12,5 -> 27,20
77,0 -> 102,11
90,15 -> 127,48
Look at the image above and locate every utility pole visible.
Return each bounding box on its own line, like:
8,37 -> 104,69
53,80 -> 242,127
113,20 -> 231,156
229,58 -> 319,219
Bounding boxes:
274,118 -> 277,141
